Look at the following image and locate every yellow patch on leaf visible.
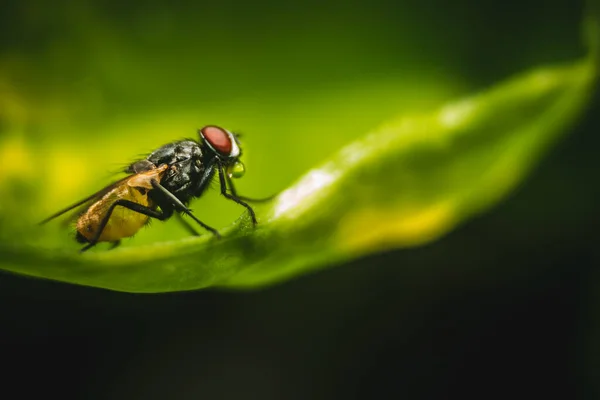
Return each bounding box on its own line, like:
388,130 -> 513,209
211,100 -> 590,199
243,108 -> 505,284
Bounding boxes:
337,201 -> 457,253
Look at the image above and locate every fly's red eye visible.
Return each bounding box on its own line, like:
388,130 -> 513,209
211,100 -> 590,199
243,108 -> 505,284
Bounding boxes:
200,125 -> 233,156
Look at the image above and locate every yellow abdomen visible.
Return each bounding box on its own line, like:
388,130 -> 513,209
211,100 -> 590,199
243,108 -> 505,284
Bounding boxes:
76,185 -> 152,242
76,165 -> 168,243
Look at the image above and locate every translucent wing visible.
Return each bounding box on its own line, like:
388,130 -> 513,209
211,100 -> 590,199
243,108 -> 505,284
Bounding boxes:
39,175 -> 133,226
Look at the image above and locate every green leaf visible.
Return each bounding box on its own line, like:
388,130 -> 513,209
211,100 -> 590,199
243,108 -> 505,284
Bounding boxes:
1,17 -> 598,293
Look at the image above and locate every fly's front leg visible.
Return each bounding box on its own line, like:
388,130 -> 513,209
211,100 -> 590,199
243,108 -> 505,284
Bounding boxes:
217,165 -> 257,226
225,175 -> 277,203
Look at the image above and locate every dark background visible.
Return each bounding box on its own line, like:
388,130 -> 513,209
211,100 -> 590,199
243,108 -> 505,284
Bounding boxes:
1,0 -> 599,398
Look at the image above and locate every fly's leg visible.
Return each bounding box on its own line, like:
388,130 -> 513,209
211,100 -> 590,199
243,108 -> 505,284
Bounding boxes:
217,165 -> 257,226
175,213 -> 200,236
150,179 -> 221,238
225,175 -> 277,203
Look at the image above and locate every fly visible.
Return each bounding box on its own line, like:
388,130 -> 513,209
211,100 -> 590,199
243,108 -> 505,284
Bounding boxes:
41,125 -> 269,252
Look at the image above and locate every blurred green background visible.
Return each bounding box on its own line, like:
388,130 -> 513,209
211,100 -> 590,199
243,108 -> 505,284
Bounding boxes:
0,0 -> 586,249
1,0 -> 599,398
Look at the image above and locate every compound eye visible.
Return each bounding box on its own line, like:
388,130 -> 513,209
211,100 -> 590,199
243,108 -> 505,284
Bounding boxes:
200,125 -> 234,157
228,161 -> 245,179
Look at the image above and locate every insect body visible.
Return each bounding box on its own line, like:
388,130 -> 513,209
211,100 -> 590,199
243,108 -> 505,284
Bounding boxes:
41,125 -> 267,252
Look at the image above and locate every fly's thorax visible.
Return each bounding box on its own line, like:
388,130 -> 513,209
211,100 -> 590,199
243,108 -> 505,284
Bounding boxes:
147,140 -> 203,166
144,141 -> 206,203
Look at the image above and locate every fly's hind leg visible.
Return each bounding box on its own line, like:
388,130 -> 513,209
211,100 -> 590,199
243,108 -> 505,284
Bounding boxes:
79,200 -> 170,253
